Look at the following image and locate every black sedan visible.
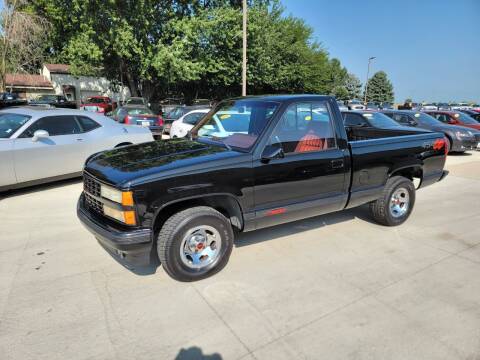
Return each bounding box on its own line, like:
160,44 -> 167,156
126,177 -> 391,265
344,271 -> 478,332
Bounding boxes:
382,110 -> 479,153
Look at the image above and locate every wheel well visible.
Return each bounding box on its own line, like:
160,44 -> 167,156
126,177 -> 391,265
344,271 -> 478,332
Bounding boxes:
390,166 -> 422,182
115,142 -> 133,148
152,195 -> 244,234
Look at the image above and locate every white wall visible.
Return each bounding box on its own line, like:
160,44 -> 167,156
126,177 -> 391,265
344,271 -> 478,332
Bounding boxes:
40,65 -> 130,104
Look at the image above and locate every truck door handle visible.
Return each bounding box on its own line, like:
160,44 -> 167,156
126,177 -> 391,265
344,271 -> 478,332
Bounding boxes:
331,159 -> 344,169
76,138 -> 84,142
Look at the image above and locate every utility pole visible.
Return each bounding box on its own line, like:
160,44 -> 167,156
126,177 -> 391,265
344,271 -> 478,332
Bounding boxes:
242,0 -> 247,96
364,56 -> 376,104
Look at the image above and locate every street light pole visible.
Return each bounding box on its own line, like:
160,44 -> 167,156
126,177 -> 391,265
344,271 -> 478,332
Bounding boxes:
242,0 -> 247,97
364,56 -> 376,104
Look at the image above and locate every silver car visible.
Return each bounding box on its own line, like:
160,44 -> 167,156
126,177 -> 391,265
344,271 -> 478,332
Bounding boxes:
0,107 -> 154,191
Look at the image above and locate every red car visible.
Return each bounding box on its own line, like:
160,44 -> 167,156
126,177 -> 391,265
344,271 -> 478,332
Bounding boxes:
424,110 -> 480,131
80,96 -> 113,115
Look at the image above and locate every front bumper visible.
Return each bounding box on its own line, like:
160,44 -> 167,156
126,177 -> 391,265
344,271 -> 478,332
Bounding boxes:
451,138 -> 478,152
77,194 -> 153,266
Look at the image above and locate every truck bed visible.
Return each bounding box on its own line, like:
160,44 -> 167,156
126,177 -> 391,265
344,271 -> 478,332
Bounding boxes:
346,130 -> 447,209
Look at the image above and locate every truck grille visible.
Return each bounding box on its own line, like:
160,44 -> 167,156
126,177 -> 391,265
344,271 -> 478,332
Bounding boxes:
84,193 -> 104,214
84,173 -> 101,197
83,173 -> 103,215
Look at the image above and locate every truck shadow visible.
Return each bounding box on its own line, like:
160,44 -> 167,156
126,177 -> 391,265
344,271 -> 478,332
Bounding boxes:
235,205 -> 376,248
114,206 -> 376,276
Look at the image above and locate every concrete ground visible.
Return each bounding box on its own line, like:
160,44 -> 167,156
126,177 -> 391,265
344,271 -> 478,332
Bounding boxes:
1,152 -> 480,360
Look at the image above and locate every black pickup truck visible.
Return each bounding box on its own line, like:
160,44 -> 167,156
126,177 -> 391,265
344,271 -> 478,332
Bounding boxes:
77,95 -> 448,281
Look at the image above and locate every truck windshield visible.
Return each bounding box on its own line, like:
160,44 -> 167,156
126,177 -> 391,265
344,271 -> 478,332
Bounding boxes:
0,113 -> 31,138
193,100 -> 279,150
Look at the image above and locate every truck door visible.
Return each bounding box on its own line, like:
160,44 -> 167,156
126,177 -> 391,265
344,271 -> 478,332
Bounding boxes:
253,101 -> 348,229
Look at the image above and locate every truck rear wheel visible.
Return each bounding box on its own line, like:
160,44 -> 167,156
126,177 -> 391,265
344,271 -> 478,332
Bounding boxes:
369,176 -> 415,226
157,206 -> 234,281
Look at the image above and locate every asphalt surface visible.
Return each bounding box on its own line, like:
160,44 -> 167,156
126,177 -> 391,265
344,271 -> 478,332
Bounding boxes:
1,151 -> 480,360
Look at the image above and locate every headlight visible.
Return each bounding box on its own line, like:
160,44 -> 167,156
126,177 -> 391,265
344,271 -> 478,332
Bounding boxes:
455,131 -> 473,140
100,184 -> 134,206
103,204 -> 137,225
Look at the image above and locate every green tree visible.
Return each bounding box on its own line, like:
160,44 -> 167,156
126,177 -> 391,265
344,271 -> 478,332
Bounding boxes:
343,73 -> 362,100
30,0 -> 352,103
364,71 -> 394,103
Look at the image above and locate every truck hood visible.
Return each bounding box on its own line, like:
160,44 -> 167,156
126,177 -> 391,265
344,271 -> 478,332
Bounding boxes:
84,139 -> 241,187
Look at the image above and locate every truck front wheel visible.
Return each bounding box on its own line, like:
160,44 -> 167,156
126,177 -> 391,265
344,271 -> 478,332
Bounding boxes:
157,206 -> 234,281
369,176 -> 416,226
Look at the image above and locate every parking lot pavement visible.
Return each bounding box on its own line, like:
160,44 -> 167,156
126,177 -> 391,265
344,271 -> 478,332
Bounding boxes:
1,152 -> 480,360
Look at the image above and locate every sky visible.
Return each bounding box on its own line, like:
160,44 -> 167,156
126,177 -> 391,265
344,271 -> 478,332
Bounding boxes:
282,0 -> 480,103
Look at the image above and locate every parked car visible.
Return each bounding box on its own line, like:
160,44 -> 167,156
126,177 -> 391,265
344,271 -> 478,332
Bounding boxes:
78,94 -> 448,281
109,105 -> 164,138
163,105 -> 210,135
0,108 -> 153,191
379,102 -> 394,110
437,103 -> 451,110
347,99 -> 366,110
383,110 -> 479,153
0,92 -> 27,108
336,100 -> 348,111
80,96 -> 113,114
170,108 -> 210,138
365,102 -> 380,110
459,109 -> 480,122
29,94 -> 77,109
424,110 -> 480,131
342,111 -> 430,137
421,103 -> 438,110
450,103 -> 473,111
124,97 -> 148,107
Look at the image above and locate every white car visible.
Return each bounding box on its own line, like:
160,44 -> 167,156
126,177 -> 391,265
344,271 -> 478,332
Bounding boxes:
0,107 -> 153,191
169,108 -> 210,138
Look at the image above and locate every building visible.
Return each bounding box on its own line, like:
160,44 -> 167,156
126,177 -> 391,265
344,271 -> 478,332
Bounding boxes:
5,73 -> 55,98
41,64 -> 130,104
5,63 -> 130,106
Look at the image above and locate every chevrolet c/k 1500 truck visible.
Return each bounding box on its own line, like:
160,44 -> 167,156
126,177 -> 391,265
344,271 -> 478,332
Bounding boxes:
78,95 -> 448,281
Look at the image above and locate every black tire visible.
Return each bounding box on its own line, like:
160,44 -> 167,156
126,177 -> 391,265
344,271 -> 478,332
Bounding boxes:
369,176 -> 416,226
157,206 -> 234,281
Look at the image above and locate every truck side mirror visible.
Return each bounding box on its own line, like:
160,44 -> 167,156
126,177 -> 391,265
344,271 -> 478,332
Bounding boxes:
32,130 -> 49,142
261,145 -> 285,163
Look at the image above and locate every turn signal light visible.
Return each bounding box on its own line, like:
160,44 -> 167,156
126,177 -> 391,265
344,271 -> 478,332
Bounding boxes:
122,191 -> 134,206
124,211 -> 137,226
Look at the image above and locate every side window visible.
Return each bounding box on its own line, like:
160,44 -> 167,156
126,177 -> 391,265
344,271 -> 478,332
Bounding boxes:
344,113 -> 368,127
20,116 -> 81,137
77,116 -> 100,132
269,101 -> 336,154
392,114 -> 410,124
183,113 -> 205,125
433,114 -> 446,123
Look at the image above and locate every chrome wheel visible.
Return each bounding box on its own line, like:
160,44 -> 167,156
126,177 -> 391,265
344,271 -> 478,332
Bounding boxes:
390,187 -> 409,218
180,225 -> 222,270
